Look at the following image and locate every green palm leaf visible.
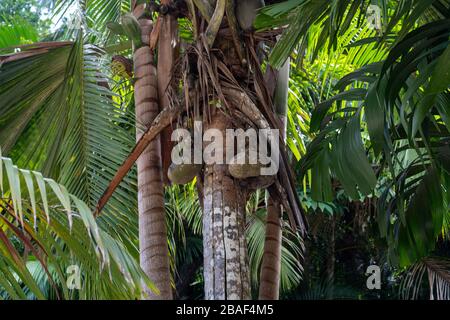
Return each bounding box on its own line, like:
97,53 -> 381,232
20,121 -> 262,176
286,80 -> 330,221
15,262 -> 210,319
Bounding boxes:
0,29 -> 139,255
0,149 -> 154,299
0,17 -> 39,50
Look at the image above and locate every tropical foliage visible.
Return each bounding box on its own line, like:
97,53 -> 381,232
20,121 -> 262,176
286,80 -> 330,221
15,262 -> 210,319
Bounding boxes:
0,0 -> 449,300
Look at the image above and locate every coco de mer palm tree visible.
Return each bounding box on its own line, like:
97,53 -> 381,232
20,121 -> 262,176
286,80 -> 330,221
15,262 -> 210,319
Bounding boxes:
94,0 -> 305,299
163,0 -> 306,299
0,0 -> 449,301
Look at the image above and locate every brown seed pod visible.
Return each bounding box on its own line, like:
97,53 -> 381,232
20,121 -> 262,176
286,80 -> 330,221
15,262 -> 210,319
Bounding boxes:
168,162 -> 203,185
228,149 -> 267,179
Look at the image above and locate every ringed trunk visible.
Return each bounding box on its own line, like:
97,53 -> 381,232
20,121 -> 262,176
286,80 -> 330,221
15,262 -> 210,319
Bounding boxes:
133,3 -> 173,299
258,58 -> 290,300
259,198 -> 282,300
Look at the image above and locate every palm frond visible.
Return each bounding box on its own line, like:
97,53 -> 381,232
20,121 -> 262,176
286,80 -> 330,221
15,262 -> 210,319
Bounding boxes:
400,256 -> 450,300
297,16 -> 450,267
0,18 -> 39,50
0,29 -> 140,255
0,149 -> 154,299
258,0 -> 449,68
246,191 -> 304,295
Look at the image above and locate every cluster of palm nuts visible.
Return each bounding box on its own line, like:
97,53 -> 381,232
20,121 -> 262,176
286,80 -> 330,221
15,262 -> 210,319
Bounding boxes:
167,111 -> 275,189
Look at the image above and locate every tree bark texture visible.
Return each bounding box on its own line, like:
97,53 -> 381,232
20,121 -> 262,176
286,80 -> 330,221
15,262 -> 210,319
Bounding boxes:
202,111 -> 251,300
133,3 -> 173,300
258,198 -> 282,300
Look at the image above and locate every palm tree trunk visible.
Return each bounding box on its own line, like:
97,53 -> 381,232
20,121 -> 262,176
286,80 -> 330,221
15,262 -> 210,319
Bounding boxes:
259,198 -> 282,300
132,2 -> 172,300
202,110 -> 251,300
258,58 -> 290,300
